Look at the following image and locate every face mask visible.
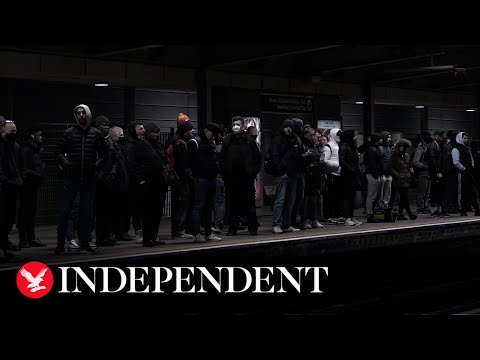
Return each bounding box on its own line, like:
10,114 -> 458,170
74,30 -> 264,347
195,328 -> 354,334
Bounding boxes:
5,133 -> 16,142
117,138 -> 126,146
232,124 -> 242,134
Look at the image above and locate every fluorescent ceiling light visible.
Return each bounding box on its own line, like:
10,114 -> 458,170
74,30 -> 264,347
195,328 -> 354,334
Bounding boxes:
415,105 -> 425,109
466,108 -> 475,112
355,101 -> 363,105
95,82 -> 109,87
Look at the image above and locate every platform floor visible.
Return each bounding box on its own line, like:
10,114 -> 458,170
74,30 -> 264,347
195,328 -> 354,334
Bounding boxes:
2,210 -> 479,270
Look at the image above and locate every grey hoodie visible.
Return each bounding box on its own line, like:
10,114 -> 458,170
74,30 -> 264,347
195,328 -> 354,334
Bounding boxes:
73,104 -> 92,130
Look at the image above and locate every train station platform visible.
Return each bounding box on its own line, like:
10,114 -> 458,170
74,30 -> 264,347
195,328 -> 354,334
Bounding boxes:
2,211 -> 480,271
4,210 -> 480,315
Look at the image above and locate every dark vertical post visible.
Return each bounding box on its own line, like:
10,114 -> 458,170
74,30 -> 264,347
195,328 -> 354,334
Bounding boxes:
196,69 -> 207,128
420,106 -> 429,135
363,82 -> 375,136
124,87 -> 135,128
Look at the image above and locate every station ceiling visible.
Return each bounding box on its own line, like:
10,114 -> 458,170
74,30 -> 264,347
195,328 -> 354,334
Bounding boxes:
2,44 -> 480,97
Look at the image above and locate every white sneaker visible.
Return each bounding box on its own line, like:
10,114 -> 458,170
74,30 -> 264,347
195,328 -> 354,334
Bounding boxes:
272,226 -> 284,234
302,220 -> 312,229
352,218 -> 363,225
175,233 -> 194,239
194,234 -> 206,243
135,230 -> 143,244
284,226 -> 301,232
211,226 -> 222,234
206,234 -> 222,241
344,219 -> 355,226
66,239 -> 80,250
312,220 -> 324,228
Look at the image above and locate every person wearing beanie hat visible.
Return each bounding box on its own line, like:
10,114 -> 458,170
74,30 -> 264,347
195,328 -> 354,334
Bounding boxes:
268,118 -> 307,233
166,117 -> 195,241
206,122 -> 219,137
177,113 -> 190,126
177,121 -> 194,136
0,116 -> 22,258
94,115 -> 110,136
282,119 -> 294,130
95,115 -> 110,128
143,121 -> 160,135
17,125 -> 47,248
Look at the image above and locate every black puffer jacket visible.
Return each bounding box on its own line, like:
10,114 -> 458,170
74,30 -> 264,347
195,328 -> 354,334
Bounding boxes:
20,138 -> 45,184
55,104 -> 106,181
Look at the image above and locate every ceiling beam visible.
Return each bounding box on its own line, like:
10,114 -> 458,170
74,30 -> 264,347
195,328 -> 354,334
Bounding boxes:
377,65 -> 480,84
321,51 -> 446,74
438,82 -> 480,90
209,45 -> 344,68
376,70 -> 452,84
94,45 -> 165,57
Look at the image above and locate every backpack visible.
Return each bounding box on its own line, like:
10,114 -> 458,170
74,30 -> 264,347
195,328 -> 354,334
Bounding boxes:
163,136 -> 187,186
165,135 -> 186,170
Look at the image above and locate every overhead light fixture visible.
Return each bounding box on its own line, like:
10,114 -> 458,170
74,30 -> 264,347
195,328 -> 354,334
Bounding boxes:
466,108 -> 476,112
355,101 -> 363,105
415,105 -> 425,109
95,82 -> 109,87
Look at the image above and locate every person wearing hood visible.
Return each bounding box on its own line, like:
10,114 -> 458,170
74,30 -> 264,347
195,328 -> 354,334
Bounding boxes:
18,126 -> 47,249
0,117 -> 22,259
54,104 -> 107,255
452,131 -> 480,216
324,128 -> 343,224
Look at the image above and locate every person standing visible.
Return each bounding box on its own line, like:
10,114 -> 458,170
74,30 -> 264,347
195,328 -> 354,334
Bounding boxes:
54,104 -> 106,254
188,123 -> 222,242
0,117 -> 22,259
452,131 -> 480,216
390,139 -> 417,220
18,126 -> 47,248
220,117 -> 261,236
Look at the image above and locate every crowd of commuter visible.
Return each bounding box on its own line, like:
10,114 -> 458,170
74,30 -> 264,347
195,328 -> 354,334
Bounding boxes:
1,106 -> 480,261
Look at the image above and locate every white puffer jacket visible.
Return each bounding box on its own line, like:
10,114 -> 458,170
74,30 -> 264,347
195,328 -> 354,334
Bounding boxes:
325,128 -> 341,176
